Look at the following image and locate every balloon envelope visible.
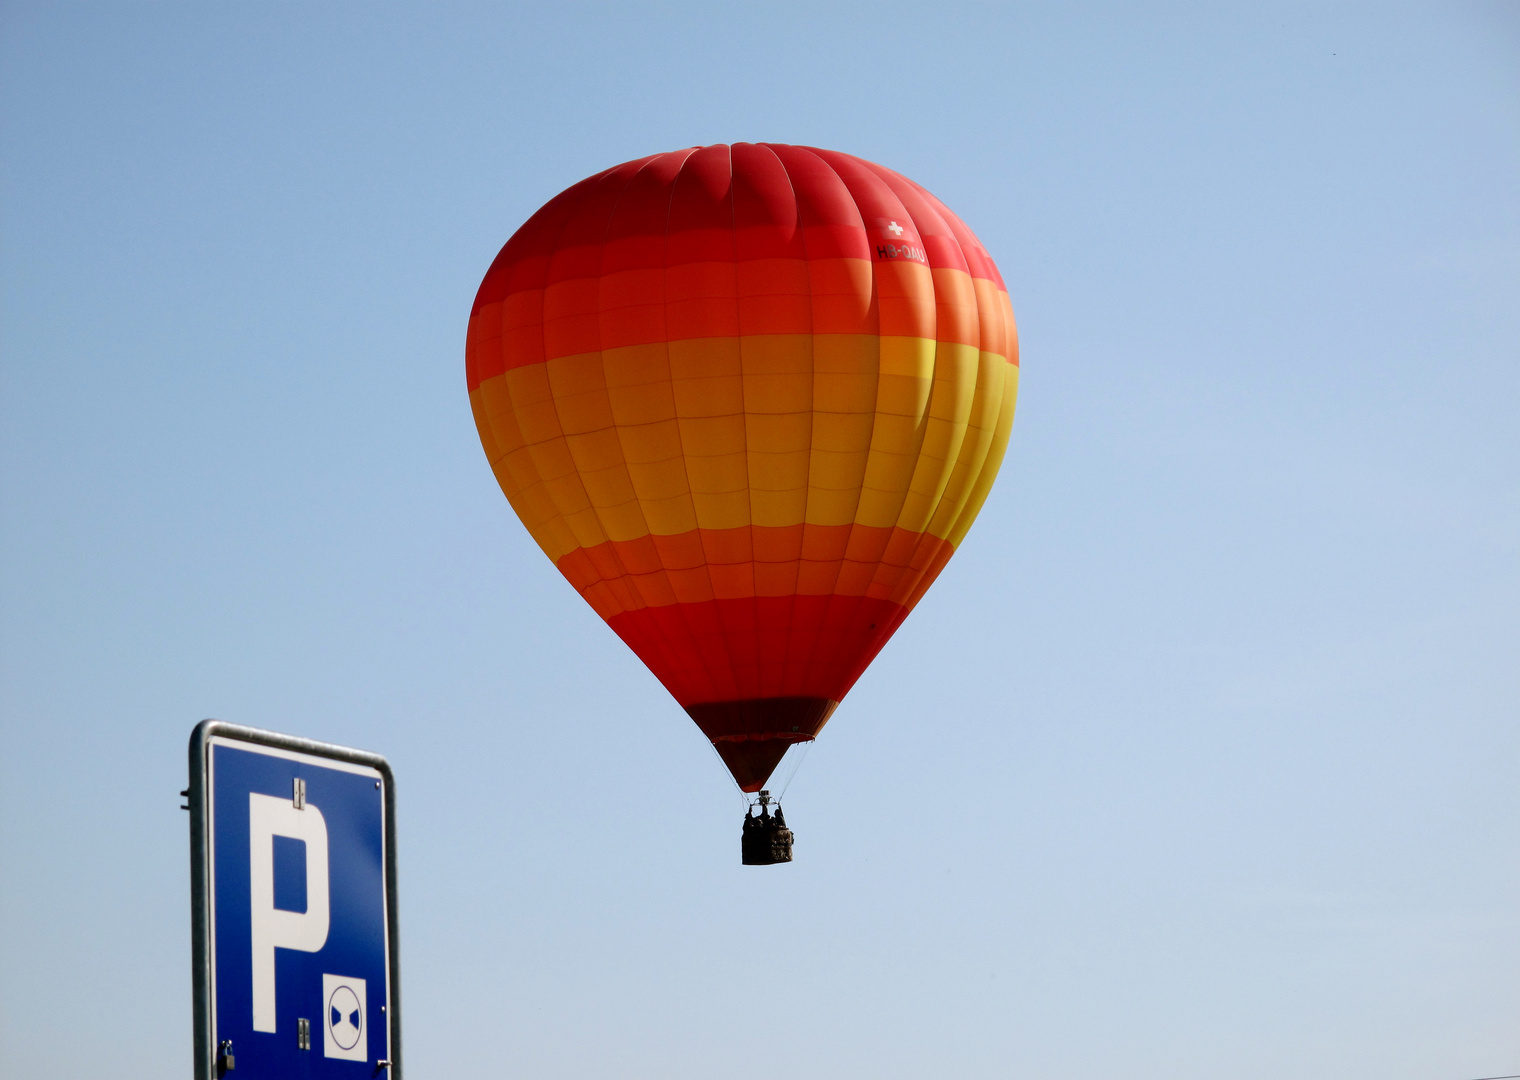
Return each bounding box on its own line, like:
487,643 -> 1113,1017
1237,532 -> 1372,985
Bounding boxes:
467,143 -> 1018,791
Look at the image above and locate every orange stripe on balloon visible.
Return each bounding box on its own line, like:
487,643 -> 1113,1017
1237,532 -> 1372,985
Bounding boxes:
554,524 -> 954,618
465,285 -> 1008,390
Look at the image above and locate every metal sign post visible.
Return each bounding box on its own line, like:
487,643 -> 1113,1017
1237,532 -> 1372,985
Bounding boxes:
188,720 -> 402,1079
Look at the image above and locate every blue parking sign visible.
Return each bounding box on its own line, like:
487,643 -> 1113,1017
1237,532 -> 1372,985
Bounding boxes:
188,721 -> 402,1079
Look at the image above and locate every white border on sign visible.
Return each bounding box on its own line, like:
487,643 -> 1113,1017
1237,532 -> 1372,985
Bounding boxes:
208,736 -> 385,778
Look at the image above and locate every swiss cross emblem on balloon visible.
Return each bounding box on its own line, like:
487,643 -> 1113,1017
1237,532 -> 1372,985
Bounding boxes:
872,216 -> 927,263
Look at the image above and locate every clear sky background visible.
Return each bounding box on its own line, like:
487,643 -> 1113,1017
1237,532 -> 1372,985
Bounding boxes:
1,4 -> 1516,1077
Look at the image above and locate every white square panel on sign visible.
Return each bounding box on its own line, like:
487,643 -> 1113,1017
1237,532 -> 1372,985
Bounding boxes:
322,973 -> 367,1061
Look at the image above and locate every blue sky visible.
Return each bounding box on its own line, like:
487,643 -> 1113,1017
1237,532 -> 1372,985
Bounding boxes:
1,4 -> 1516,1077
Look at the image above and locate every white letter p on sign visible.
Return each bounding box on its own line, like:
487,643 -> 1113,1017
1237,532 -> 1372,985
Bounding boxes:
249,792 -> 330,1032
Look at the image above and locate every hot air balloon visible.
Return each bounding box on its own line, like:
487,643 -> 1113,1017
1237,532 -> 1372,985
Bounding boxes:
466,144 -> 1018,861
